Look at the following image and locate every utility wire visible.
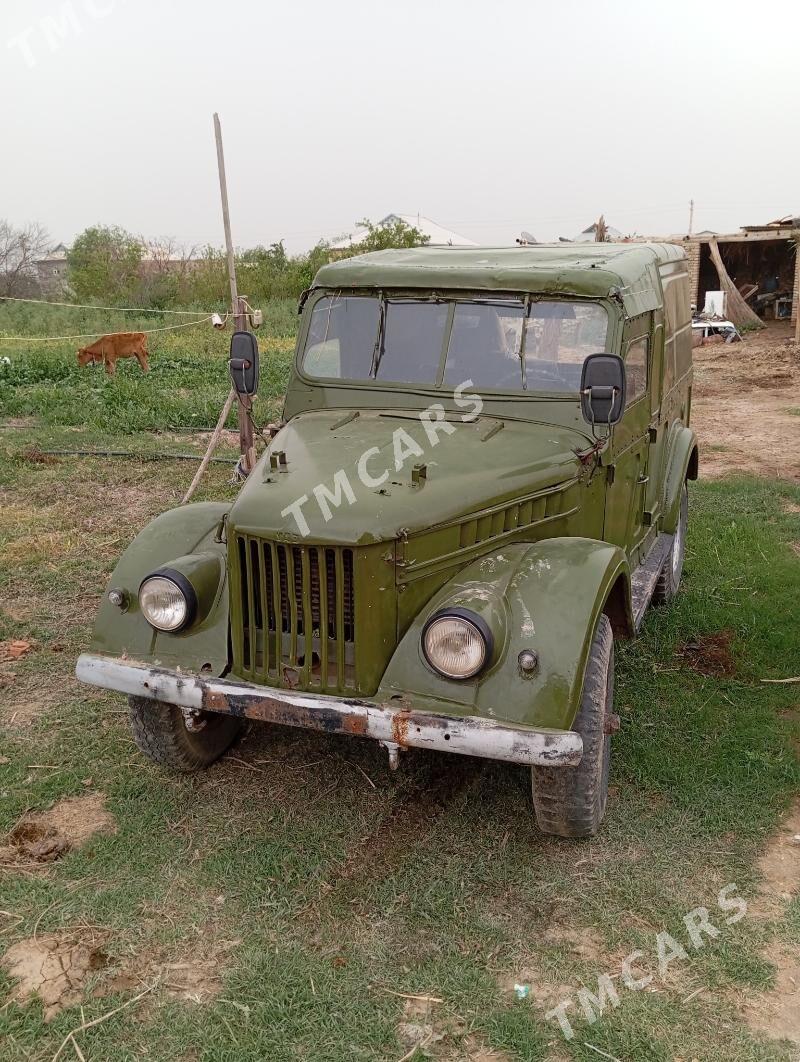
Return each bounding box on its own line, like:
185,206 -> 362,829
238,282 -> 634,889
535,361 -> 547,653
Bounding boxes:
0,295 -> 215,315
0,316 -> 216,342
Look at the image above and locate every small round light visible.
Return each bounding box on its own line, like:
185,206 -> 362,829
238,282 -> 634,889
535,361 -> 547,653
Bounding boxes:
139,576 -> 189,632
422,612 -> 488,679
518,649 -> 539,673
108,587 -> 128,609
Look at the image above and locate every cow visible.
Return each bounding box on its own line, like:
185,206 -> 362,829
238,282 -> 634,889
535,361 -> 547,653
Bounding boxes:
77,332 -> 149,375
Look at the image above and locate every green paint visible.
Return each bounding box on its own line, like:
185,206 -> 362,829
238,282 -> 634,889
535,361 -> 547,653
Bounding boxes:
88,243 -> 697,728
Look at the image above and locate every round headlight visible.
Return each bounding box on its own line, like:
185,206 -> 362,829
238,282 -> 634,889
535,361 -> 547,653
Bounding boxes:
422,609 -> 491,680
139,574 -> 191,632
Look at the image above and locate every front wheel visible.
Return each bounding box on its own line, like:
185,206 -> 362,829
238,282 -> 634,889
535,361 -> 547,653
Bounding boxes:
128,696 -> 242,771
530,614 -> 614,838
653,483 -> 688,604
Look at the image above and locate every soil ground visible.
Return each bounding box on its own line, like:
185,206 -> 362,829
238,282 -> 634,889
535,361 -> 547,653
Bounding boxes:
692,321 -> 800,481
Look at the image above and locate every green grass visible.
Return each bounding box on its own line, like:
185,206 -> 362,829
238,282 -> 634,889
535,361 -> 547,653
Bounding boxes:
0,298 -> 297,432
0,303 -> 799,1060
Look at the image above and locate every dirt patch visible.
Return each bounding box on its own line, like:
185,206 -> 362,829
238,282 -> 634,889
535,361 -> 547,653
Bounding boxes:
751,798 -> 800,917
0,792 -> 116,870
105,937 -> 236,1003
741,941 -> 800,1047
2,931 -> 108,1021
307,755 -> 478,915
498,966 -> 575,1011
783,500 -> 800,514
691,325 -> 800,481
676,630 -> 736,676
542,924 -> 606,962
395,996 -> 513,1061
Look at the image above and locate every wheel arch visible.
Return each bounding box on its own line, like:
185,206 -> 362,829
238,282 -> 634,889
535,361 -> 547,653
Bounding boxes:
662,424 -> 698,533
378,537 -> 631,733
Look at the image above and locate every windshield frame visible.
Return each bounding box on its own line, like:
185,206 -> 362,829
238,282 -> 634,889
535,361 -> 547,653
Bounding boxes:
296,288 -> 616,400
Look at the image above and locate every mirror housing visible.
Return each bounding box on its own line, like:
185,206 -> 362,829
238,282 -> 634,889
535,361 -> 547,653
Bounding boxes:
229,331 -> 259,396
580,353 -> 625,426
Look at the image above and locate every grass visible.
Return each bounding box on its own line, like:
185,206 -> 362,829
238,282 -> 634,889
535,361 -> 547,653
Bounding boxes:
0,305 -> 799,1060
0,298 -> 297,432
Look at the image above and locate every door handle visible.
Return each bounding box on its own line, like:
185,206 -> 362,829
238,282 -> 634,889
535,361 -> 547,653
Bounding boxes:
637,474 -> 650,485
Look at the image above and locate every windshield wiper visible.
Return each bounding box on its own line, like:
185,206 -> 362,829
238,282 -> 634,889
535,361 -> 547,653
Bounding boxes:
369,293 -> 386,378
517,295 -> 531,391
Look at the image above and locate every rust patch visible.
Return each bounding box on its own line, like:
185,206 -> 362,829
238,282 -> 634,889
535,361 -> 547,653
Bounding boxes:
677,630 -> 736,676
341,713 -> 368,736
391,710 -> 411,747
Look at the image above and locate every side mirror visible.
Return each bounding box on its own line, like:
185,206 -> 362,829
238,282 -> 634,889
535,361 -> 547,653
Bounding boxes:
229,331 -> 259,396
580,353 -> 625,426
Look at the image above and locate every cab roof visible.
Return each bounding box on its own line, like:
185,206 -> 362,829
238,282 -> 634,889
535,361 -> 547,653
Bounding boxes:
313,242 -> 686,315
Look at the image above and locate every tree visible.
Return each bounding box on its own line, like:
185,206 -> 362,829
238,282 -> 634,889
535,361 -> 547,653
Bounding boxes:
0,220 -> 51,296
346,217 -> 430,253
67,225 -> 143,303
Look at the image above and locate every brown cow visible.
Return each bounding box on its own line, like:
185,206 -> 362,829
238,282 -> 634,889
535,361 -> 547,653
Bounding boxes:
77,332 -> 149,375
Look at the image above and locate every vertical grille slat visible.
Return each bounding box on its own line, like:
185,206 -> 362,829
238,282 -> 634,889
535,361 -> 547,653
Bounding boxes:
235,536 -> 356,692
335,550 -> 346,684
268,541 -> 281,677
317,546 -> 329,687
243,536 -> 255,675
300,549 -> 312,686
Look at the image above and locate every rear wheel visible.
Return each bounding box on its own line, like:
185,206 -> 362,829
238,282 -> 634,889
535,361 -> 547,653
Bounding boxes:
128,696 -> 242,771
653,483 -> 688,604
531,614 -> 614,838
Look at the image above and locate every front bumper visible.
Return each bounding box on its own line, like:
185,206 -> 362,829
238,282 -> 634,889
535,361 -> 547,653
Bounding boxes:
75,654 -> 583,768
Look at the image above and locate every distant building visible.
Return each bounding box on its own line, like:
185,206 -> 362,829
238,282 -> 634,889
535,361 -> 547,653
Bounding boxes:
35,243 -> 70,295
564,221 -> 625,243
330,214 -> 476,250
643,217 -> 800,324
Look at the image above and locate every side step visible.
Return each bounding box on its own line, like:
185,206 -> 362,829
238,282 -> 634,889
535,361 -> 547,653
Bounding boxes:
630,532 -> 674,631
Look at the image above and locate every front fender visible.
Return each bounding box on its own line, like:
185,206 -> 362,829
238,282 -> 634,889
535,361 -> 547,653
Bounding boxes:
88,502 -> 230,675
378,538 -> 631,731
662,424 -> 698,533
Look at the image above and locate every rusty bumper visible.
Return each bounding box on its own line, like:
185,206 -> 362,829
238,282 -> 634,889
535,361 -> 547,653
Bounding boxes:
75,654 -> 583,768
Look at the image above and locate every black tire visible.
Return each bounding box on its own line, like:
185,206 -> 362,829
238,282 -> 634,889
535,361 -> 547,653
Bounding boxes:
128,696 -> 242,771
531,614 -> 614,838
653,483 -> 688,605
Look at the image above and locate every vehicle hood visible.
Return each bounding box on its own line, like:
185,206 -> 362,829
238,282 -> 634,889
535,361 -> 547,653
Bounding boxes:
228,409 -> 586,545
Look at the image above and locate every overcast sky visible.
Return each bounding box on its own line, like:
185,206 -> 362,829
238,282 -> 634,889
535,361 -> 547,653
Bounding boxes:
1,0 -> 797,254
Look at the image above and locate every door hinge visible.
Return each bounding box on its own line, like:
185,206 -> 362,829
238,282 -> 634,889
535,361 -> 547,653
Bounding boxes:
606,463 -> 616,485
648,425 -> 658,443
642,509 -> 654,526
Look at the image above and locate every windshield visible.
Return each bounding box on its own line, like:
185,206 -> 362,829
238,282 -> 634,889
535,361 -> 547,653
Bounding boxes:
301,294 -> 609,393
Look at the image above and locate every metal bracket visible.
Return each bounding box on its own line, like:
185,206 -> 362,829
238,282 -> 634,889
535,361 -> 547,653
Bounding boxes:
380,740 -> 402,770
181,707 -> 206,732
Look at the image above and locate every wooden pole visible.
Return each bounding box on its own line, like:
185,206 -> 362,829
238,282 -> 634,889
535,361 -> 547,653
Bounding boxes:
213,112 -> 256,474
688,199 -> 694,236
181,387 -> 237,504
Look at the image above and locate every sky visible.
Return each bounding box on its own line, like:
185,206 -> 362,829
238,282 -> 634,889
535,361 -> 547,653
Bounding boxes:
1,0 -> 797,255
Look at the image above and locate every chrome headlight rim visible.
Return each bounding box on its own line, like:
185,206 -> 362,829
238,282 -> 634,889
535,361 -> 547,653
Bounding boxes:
138,569 -> 197,633
421,607 -> 493,681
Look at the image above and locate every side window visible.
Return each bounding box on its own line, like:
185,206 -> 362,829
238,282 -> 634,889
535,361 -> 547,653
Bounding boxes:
626,336 -> 648,403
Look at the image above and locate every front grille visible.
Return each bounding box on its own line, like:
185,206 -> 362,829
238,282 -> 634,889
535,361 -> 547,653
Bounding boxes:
233,536 -> 356,691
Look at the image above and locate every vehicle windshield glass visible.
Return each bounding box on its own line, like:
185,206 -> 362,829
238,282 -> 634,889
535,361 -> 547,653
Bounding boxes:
301,294 -> 609,393
302,296 -> 447,385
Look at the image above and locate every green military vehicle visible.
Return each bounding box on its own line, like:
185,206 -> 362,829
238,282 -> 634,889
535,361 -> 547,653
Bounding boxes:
76,243 -> 697,837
